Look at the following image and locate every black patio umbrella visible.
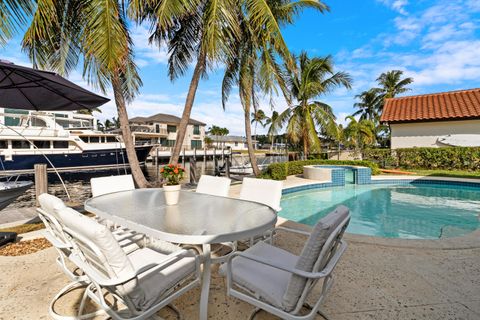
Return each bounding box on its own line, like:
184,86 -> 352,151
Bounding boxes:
0,60 -> 110,111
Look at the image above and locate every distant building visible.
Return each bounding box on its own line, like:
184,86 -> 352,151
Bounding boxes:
129,113 -> 206,150
208,135 -> 254,150
380,88 -> 480,149
0,108 -> 97,129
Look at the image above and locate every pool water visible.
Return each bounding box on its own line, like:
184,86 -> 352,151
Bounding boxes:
280,184 -> 480,239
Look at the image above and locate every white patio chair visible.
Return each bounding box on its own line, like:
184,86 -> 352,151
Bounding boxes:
58,206 -> 201,320
239,177 -> 283,212
90,174 -> 135,197
196,175 -> 231,197
221,206 -> 350,320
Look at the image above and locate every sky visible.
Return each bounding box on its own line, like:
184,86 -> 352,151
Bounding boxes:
1,0 -> 480,135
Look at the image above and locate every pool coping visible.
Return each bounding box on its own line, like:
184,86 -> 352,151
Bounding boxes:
279,175 -> 480,250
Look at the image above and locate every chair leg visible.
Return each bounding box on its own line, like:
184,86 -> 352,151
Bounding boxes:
49,281 -> 104,320
248,308 -> 262,320
303,303 -> 330,320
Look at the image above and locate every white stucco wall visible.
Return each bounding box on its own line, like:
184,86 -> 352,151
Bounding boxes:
390,119 -> 480,149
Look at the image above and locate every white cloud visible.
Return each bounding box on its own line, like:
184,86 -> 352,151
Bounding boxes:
378,0 -> 409,15
131,25 -> 169,66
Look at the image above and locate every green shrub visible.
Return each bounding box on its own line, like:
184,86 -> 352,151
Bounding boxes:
396,147 -> 480,170
362,149 -> 397,168
262,159 -> 380,180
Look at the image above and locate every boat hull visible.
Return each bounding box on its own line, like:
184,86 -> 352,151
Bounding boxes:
0,146 -> 152,174
0,181 -> 33,210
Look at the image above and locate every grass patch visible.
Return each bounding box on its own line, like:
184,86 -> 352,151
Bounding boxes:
382,169 -> 480,180
0,223 -> 45,234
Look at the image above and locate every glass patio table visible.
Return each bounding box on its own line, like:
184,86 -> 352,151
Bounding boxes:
85,188 -> 277,320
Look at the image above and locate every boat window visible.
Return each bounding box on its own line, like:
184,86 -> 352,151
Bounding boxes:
89,136 -> 100,143
0,141 -> 7,149
106,136 -> 117,143
53,141 -> 69,149
30,118 -> 47,127
12,140 -> 31,149
79,136 -> 89,143
33,141 -> 51,149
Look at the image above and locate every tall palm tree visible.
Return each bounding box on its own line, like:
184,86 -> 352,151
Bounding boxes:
251,109 -> 266,149
0,1 -> 34,47
376,70 -> 414,99
22,0 -> 150,188
221,0 -> 329,175
352,88 -> 383,122
130,0 -> 319,166
265,110 -> 280,150
276,52 -> 352,157
344,116 -> 376,150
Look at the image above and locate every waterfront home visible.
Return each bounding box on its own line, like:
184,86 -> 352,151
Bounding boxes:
381,88 -> 480,149
129,113 -> 206,150
207,135 -> 251,151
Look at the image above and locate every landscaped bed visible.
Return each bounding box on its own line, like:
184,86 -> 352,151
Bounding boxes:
0,238 -> 51,256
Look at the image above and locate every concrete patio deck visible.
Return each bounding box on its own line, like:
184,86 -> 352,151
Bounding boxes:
1,175 -> 479,319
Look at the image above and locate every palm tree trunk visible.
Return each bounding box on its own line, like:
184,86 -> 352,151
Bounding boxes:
254,122 -> 257,150
170,51 -> 206,165
303,134 -> 308,159
111,75 -> 150,188
244,102 -> 260,176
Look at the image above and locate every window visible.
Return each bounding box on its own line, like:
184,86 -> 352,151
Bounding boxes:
33,141 -> 50,149
106,136 -> 117,143
30,118 -> 47,127
0,141 -> 8,149
4,108 -> 28,126
193,125 -> 200,135
53,141 -> 69,149
191,140 -> 202,149
234,142 -> 238,146
167,125 -> 177,133
12,140 -> 30,149
89,136 -> 100,143
155,124 -> 160,133
167,139 -> 176,147
79,136 -> 89,143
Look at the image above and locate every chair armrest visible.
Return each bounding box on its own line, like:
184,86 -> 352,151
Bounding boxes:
41,230 -> 71,249
227,240 -> 347,280
70,249 -> 198,287
273,226 -> 311,237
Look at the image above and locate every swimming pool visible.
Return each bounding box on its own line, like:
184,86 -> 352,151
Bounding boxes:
280,183 -> 480,239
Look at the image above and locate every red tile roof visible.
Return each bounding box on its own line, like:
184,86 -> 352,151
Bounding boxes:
380,88 -> 480,123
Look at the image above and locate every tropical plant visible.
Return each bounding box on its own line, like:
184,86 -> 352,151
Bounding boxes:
76,107 -> 101,115
207,125 -> 229,136
343,116 -> 376,149
0,1 -> 34,47
22,0 -> 150,187
221,0 -> 329,175
130,0 -> 326,167
251,109 -> 267,148
265,110 -> 280,150
352,89 -> 383,122
276,52 -> 352,157
160,164 -> 184,185
376,70 -> 414,100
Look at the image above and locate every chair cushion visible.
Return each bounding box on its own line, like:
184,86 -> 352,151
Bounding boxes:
38,193 -> 67,219
282,205 -> 350,311
239,178 -> 283,212
127,248 -> 196,310
219,241 -> 298,309
90,174 -> 135,197
147,238 -> 182,254
196,175 -> 231,197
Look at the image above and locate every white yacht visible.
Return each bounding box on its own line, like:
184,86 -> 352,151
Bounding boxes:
0,111 -> 152,174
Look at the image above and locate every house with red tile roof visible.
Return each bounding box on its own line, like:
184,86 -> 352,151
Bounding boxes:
380,88 -> 480,149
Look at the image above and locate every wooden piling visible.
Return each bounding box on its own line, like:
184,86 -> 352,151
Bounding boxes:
34,164 -> 48,206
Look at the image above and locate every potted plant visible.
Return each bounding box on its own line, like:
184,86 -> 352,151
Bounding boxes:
160,164 -> 185,205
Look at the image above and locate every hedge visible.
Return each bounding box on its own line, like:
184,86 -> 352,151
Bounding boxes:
362,147 -> 480,171
262,159 -> 380,180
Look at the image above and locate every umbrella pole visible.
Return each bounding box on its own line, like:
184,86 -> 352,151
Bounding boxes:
0,123 -> 71,200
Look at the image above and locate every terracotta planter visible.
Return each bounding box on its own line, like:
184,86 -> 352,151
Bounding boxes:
163,184 -> 181,205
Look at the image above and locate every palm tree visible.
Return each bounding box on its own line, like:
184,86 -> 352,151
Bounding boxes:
376,70 -> 414,99
130,0 -> 322,166
276,52 -> 352,157
344,116 -> 376,150
352,89 -> 383,122
265,111 -> 280,150
221,0 -> 329,175
0,1 -> 34,47
251,109 -> 266,149
22,1 -> 150,188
